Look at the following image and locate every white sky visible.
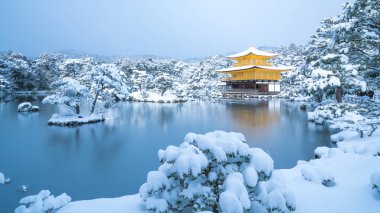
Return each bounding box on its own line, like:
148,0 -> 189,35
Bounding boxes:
0,0 -> 354,58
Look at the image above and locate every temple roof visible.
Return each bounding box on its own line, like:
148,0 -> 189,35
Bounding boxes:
217,65 -> 291,72
228,47 -> 278,58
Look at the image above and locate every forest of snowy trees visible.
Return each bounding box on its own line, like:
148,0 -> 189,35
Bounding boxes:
0,52 -> 232,102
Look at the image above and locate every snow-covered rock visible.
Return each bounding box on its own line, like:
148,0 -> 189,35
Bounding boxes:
47,113 -> 105,126
314,146 -> 329,159
18,102 -> 39,112
0,172 -> 10,184
0,172 -> 5,184
15,190 -> 71,213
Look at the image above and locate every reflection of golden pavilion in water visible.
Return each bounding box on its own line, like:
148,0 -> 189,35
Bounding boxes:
228,101 -> 280,129
217,47 -> 291,97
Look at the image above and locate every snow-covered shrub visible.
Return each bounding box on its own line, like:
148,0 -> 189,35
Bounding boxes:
255,171 -> 296,212
300,162 -> 334,186
15,190 -> 71,213
371,172 -> 380,193
139,131 -> 295,212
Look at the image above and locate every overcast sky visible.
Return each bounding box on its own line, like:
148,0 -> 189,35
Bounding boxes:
0,0 -> 353,58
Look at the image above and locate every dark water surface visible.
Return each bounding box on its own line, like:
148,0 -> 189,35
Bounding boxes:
0,98 -> 331,212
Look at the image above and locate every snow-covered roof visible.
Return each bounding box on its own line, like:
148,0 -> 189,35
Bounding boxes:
217,65 -> 291,72
228,47 -> 278,58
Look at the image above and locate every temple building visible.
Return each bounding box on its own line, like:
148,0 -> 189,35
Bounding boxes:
217,47 -> 290,96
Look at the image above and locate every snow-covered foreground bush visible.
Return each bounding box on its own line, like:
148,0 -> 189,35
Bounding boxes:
139,131 -> 295,213
15,190 -> 71,213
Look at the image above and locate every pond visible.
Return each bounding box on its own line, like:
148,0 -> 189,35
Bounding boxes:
0,97 -> 331,212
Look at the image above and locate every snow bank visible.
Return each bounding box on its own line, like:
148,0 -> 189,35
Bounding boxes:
281,149 -> 380,213
15,190 -> 71,213
17,102 -> 39,112
47,113 -> 105,126
58,195 -> 146,213
129,91 -> 186,103
336,131 -> 380,156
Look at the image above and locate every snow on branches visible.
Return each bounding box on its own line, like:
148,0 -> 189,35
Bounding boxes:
42,77 -> 88,114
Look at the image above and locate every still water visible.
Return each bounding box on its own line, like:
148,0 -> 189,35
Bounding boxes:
0,98 -> 331,212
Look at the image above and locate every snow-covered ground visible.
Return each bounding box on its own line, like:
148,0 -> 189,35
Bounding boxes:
129,91 -> 187,103
47,113 -> 105,126
281,139 -> 380,212
22,131 -> 376,213
59,195 -> 146,213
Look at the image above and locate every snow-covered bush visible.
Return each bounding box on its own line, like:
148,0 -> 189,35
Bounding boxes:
139,131 -> 295,212
300,164 -> 335,186
15,190 -> 71,213
371,172 -> 380,193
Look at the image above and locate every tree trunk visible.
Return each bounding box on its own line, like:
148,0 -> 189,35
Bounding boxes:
335,86 -> 343,103
212,203 -> 218,213
75,105 -> 80,114
316,93 -> 323,103
90,90 -> 100,114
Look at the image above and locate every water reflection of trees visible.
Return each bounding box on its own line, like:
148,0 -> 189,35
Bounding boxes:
226,100 -> 281,129
110,102 -> 181,130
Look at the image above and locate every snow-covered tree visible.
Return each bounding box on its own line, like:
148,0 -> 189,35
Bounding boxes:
59,57 -> 94,79
33,53 -> 64,90
0,52 -> 35,91
341,0 -> 380,91
0,74 -> 12,97
42,77 -> 89,114
140,131 -> 295,213
154,73 -> 173,96
83,64 -> 129,113
131,69 -> 148,92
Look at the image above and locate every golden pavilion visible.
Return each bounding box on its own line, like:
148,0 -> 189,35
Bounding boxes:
217,47 -> 290,95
